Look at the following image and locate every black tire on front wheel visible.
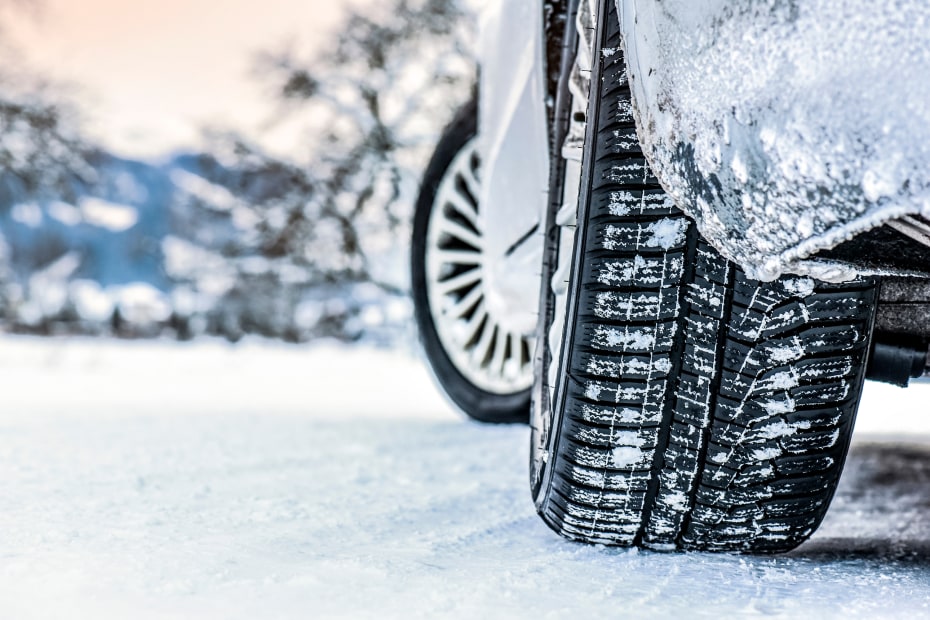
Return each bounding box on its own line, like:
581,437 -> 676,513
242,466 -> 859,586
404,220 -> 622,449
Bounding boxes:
531,0 -> 879,552
412,98 -> 530,425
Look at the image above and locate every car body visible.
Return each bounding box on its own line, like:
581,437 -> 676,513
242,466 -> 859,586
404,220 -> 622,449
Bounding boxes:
620,0 -> 930,282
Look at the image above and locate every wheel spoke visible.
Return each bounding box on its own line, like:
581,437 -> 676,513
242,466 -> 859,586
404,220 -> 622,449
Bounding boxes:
458,166 -> 481,207
491,327 -> 509,378
445,190 -> 480,228
512,333 -> 527,371
472,320 -> 496,367
438,218 -> 483,251
436,267 -> 482,296
443,283 -> 484,321
433,248 -> 481,266
455,301 -> 488,345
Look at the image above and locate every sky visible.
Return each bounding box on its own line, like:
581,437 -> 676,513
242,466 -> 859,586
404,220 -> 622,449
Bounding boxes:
6,0 -> 361,158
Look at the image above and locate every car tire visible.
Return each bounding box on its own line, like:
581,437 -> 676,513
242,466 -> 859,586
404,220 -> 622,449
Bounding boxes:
412,98 -> 531,424
530,0 -> 880,551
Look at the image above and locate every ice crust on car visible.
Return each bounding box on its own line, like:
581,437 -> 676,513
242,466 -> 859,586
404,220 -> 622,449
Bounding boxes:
618,0 -> 930,281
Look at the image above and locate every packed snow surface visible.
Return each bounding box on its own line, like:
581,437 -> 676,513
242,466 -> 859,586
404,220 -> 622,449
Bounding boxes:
619,0 -> 930,280
2,336 -> 930,618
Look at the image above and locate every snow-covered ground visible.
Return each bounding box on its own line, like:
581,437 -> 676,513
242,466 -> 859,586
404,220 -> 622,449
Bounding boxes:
1,336 -> 929,618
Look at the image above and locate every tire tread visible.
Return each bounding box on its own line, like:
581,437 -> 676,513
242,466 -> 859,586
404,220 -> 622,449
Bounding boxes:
535,0 -> 878,552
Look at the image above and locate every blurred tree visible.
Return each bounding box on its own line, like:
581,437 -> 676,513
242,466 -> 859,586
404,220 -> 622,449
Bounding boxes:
0,0 -> 93,205
0,86 -> 93,205
0,0 -> 96,324
0,0 -> 475,344
210,0 -> 475,295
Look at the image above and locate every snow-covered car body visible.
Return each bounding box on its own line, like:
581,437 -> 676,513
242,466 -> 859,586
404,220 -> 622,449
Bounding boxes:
619,0 -> 930,282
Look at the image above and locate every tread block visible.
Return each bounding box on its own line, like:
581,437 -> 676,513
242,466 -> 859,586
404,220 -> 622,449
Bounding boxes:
589,188 -> 678,219
598,126 -> 642,156
570,399 -> 665,427
591,217 -> 691,254
575,351 -> 674,381
581,287 -> 681,322
588,252 -> 686,289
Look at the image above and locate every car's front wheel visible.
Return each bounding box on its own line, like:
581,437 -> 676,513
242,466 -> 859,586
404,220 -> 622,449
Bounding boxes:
531,0 -> 880,552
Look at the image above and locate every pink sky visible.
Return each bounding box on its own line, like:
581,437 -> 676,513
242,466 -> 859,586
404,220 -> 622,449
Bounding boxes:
8,0 -> 358,158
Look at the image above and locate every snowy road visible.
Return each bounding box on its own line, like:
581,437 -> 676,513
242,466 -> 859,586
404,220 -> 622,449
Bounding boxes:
1,337 -> 930,618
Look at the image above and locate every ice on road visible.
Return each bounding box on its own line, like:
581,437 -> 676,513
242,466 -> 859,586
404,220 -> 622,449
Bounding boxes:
1,337 -> 930,618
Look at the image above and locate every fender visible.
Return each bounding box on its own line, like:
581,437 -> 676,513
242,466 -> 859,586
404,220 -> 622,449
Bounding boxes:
618,0 -> 930,281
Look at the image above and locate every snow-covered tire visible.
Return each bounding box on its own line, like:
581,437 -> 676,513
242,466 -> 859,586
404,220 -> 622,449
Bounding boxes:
530,0 -> 880,551
412,98 -> 530,424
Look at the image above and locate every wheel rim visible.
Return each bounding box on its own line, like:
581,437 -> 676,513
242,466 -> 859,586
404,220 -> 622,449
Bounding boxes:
425,139 -> 535,395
